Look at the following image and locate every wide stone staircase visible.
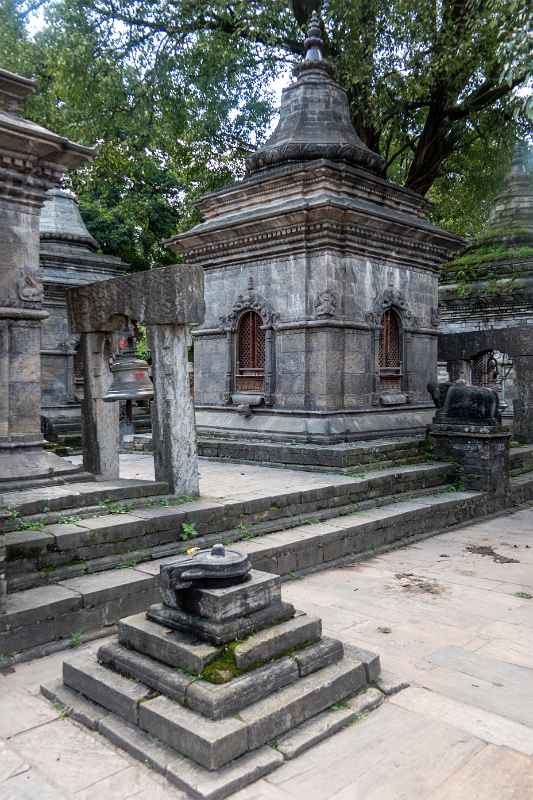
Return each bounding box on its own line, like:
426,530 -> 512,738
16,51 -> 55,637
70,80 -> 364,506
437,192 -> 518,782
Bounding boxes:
2,440 -> 533,663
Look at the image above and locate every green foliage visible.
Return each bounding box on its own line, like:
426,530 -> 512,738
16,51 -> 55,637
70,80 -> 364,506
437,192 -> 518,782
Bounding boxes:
1,0 -> 530,254
98,499 -> 134,514
180,521 -> 198,541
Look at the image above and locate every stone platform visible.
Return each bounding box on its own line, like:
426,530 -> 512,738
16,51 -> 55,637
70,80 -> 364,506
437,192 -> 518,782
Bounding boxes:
41,564 -> 382,799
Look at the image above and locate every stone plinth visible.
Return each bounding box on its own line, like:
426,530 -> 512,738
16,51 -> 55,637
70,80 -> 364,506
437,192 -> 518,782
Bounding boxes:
42,548 -> 382,799
430,424 -> 511,496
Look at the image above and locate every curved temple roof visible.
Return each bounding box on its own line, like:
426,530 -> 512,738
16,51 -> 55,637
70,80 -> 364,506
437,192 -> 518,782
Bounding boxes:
40,189 -> 99,250
246,12 -> 386,177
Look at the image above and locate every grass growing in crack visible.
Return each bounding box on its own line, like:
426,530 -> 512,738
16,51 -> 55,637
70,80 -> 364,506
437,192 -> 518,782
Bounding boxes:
180,521 -> 198,541
69,632 -> 82,648
238,522 -> 255,540
144,495 -> 194,509
98,499 -> 134,514
514,591 -> 532,599
57,515 -> 83,525
445,480 -> 465,492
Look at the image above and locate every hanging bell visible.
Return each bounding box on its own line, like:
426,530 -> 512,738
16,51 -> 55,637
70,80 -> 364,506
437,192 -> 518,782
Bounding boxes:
103,334 -> 154,402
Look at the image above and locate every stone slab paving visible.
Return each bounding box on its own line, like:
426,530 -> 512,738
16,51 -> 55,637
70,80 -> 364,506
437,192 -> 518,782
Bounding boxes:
1,503 -> 533,798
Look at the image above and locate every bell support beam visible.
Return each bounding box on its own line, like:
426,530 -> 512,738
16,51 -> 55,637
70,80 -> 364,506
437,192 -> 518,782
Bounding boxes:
80,331 -> 120,479
149,323 -> 199,496
67,263 -> 205,491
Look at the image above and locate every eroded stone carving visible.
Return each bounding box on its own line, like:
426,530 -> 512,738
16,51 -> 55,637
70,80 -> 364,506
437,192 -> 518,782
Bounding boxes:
314,289 -> 337,318
220,277 -> 277,330
18,271 -> 44,303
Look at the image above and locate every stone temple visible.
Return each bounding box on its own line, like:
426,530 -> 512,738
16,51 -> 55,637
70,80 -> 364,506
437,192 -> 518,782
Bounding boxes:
166,16 -> 464,444
439,141 -> 533,442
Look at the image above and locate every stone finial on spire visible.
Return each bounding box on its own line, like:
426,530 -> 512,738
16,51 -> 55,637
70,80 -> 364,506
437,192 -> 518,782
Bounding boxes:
304,11 -> 324,62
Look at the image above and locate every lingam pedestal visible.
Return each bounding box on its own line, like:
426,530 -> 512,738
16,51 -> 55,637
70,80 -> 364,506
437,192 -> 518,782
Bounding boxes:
42,545 -> 382,799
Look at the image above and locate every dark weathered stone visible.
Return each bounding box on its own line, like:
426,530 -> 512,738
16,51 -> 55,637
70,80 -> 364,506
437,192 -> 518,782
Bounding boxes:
428,381 -> 501,427
138,694 -> 248,770
185,657 -> 300,720
169,569 -> 281,622
147,600 -> 296,646
292,637 -> 344,677
233,613 -> 322,670
68,264 -> 205,333
160,544 -> 251,605
118,613 -> 221,673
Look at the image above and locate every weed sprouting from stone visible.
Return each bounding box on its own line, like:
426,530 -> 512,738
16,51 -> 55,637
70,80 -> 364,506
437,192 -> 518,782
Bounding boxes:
69,631 -> 82,648
181,521 -> 198,541
514,591 -> 532,599
238,522 -> 254,540
98,499 -> 134,514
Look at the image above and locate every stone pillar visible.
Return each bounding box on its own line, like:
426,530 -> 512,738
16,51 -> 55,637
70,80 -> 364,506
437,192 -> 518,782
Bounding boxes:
80,332 -> 120,479
149,323 -> 200,496
0,69 -> 93,486
430,426 -> 511,499
513,355 -> 533,443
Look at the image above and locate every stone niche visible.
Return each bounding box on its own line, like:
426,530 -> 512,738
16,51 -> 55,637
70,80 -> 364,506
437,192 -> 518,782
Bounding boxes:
40,189 -> 130,430
166,18 -> 464,444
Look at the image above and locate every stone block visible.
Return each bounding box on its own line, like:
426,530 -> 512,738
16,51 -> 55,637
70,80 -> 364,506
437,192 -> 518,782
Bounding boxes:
240,650 -> 366,749
186,657 -> 300,720
0,583 -> 81,632
292,637 -> 344,677
63,654 -> 153,724
118,612 -> 221,674
40,678 -> 110,731
147,600 -> 295,646
347,645 -> 381,683
98,641 -> 194,703
233,613 -> 322,670
276,686 -> 384,760
138,694 -> 248,770
59,569 -> 154,608
99,714 -> 283,800
175,570 -> 281,622
5,529 -> 54,559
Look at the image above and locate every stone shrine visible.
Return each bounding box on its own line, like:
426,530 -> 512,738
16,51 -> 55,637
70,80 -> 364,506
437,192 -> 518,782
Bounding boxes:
40,189 -> 129,437
439,141 -> 533,441
0,68 -> 93,487
42,543 -> 382,799
166,14 -> 464,444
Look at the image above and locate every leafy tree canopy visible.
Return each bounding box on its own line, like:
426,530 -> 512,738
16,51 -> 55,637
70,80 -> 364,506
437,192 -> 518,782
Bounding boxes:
0,0 -> 531,265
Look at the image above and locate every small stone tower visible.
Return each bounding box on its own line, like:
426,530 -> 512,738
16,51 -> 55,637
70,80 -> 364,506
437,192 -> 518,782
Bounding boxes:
39,189 -> 129,433
166,14 -> 464,444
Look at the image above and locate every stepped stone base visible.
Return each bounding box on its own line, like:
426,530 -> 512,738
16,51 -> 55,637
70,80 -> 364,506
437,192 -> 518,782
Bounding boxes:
41,566 -> 383,799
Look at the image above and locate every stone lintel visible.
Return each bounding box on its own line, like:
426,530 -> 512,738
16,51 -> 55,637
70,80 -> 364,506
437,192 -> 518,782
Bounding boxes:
68,263 -> 205,332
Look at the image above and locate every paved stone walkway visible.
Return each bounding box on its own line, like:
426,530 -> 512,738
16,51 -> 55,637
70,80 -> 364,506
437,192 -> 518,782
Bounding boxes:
1,501 -> 532,799
70,452 -> 355,501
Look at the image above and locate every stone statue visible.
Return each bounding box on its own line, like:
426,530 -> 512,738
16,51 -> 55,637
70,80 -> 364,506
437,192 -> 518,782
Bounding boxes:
427,381 -> 501,426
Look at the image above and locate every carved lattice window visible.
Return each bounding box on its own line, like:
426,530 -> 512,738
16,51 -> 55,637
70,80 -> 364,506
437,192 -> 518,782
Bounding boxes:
471,350 -> 498,387
236,310 -> 265,392
378,309 -> 402,390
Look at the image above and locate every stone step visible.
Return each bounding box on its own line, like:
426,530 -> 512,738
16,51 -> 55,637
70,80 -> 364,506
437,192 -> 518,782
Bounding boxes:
98,632 -> 342,720
39,682 -> 284,800
0,478 -> 169,520
57,641 -> 366,770
5,461 -> 454,592
509,444 -> 533,476
5,476 -> 531,662
132,434 -> 425,469
275,685 -> 384,760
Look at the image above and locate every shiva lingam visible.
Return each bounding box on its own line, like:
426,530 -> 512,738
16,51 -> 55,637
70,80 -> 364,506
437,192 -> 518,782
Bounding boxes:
160,543 -> 252,607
